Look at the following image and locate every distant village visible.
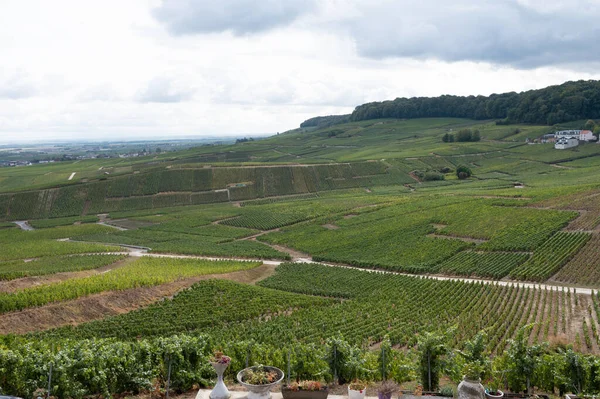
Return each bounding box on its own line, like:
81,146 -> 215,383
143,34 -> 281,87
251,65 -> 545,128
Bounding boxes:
0,150 -> 154,168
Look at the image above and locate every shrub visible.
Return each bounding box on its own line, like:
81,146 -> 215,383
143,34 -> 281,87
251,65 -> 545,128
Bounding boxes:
423,172 -> 445,181
456,165 -> 472,179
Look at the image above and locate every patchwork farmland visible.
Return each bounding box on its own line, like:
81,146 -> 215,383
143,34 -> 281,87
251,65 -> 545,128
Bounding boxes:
3,117 -> 600,397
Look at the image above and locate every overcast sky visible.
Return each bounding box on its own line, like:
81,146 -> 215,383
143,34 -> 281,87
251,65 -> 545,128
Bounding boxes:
1,0 -> 600,144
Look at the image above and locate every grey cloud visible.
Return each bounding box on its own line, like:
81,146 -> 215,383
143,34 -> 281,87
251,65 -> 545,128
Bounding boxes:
341,0 -> 600,69
136,78 -> 194,103
0,71 -> 36,99
152,0 -> 316,35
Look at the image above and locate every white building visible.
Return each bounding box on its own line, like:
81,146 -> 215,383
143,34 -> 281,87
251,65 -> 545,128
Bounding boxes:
580,130 -> 596,141
555,130 -> 581,139
555,137 -> 579,149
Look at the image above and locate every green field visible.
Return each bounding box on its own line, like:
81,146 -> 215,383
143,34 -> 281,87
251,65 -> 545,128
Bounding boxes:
4,116 -> 600,398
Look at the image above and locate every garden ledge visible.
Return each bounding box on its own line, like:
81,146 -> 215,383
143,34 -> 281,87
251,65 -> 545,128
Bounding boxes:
195,390 -> 448,399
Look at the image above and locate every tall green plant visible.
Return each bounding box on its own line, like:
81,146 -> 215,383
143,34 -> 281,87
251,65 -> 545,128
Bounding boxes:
505,325 -> 547,394
457,331 -> 490,381
418,329 -> 453,391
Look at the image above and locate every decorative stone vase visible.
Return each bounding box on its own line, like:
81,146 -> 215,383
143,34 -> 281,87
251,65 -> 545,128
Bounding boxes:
348,385 -> 367,399
210,362 -> 231,399
237,366 -> 284,399
377,393 -> 393,399
457,377 -> 485,399
484,390 -> 504,399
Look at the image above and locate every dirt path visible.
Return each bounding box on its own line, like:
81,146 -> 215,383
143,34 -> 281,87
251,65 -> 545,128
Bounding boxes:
13,221 -> 34,231
0,256 -> 135,293
427,233 -> 487,244
257,241 -> 311,261
408,172 -> 422,183
0,263 -> 276,335
97,221 -> 128,231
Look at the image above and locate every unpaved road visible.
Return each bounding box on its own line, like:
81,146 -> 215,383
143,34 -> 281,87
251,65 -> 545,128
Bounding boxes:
122,249 -> 599,296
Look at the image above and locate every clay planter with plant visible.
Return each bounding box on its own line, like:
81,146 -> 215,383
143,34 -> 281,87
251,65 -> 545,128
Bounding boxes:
282,380 -> 328,399
237,365 -> 284,399
377,380 -> 398,399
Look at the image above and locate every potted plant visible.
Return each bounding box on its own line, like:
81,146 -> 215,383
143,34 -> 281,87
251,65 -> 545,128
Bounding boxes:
345,348 -> 371,399
485,383 -> 504,399
282,380 -> 329,399
237,365 -> 284,399
484,370 -> 504,399
209,351 -> 232,399
348,380 -> 368,399
377,380 -> 398,399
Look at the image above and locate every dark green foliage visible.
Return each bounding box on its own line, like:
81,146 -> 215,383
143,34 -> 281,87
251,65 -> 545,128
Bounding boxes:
349,80 -> 600,125
455,129 -> 480,142
455,165 -> 472,179
423,172 -> 445,181
442,133 -> 454,143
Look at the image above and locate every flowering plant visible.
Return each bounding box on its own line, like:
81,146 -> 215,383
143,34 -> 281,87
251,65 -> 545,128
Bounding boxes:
349,380 -> 367,392
211,351 -> 231,365
286,381 -> 325,391
240,366 -> 280,385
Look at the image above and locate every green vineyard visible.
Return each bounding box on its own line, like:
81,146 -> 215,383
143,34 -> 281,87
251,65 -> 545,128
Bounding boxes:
0,258 -> 261,313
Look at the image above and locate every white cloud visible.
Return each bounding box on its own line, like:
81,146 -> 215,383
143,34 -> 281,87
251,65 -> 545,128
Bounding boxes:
0,0 -> 599,143
0,70 -> 37,99
136,77 -> 196,103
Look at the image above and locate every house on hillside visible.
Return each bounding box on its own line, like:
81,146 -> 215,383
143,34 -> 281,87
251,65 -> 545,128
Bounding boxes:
580,130 -> 596,141
555,137 -> 579,149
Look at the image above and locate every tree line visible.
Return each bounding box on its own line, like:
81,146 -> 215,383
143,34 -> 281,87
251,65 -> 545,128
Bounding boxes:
300,80 -> 600,127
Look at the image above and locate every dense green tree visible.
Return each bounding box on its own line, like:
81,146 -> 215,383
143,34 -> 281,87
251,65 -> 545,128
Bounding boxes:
583,119 -> 596,130
456,165 -> 472,179
339,80 -> 600,126
456,129 -> 472,142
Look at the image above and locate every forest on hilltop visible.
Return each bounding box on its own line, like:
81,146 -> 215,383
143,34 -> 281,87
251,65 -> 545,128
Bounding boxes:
301,80 -> 600,128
